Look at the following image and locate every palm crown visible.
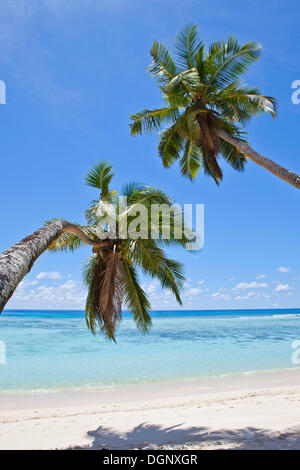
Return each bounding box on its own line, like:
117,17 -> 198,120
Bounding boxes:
130,24 -> 277,184
49,162 -> 191,341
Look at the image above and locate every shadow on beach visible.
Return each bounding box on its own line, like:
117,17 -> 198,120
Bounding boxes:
66,422 -> 300,450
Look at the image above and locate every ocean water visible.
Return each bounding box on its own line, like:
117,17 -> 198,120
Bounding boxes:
0,309 -> 299,394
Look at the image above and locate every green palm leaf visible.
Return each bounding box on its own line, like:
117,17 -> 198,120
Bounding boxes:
84,161 -> 114,197
205,37 -> 261,91
122,261 -> 152,333
130,107 -> 180,135
180,141 -> 202,179
158,122 -> 185,167
48,232 -> 85,252
148,40 -> 177,84
155,258 -> 184,304
174,24 -> 203,69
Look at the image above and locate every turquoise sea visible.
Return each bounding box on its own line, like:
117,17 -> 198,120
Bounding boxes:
0,309 -> 299,394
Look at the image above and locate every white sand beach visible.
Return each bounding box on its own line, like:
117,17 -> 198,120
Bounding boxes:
1,369 -> 300,450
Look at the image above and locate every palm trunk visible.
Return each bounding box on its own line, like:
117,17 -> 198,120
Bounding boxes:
215,128 -> 300,190
0,221 -> 100,313
0,221 -> 64,312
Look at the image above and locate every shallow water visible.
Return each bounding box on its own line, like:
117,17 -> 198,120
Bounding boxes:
0,309 -> 299,394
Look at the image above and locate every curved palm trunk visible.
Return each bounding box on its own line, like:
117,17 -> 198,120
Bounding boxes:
215,128 -> 300,190
0,221 -> 64,312
0,221 -> 100,313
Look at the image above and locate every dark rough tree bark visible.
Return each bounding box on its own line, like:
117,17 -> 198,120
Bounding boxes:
0,221 -> 99,312
215,128 -> 300,189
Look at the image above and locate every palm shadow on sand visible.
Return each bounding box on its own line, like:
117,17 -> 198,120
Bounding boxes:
67,422 -> 300,450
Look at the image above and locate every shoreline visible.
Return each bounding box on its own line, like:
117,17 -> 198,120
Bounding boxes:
1,367 -> 300,411
1,368 -> 300,449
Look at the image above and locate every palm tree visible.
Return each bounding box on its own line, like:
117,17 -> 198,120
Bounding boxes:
130,25 -> 300,189
0,162 -> 191,341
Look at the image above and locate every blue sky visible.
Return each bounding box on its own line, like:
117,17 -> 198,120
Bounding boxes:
0,0 -> 299,310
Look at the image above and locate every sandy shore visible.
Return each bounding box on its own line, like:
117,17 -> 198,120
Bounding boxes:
1,369 -> 300,450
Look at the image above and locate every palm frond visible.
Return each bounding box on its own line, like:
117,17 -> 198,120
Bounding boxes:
163,68 -> 202,98
174,24 -> 203,69
196,113 -> 223,184
180,140 -> 202,180
219,138 -> 247,171
206,37 -> 261,91
202,153 -> 223,184
195,43 -> 206,81
213,82 -> 277,122
83,254 -> 103,334
129,107 -> 179,136
155,258 -> 185,304
126,186 -> 172,206
121,186 -> 195,249
158,121 -> 185,167
84,161 -> 114,197
121,182 -> 145,200
98,251 -> 123,341
48,232 -> 86,252
217,119 -> 248,171
129,239 -> 165,276
84,252 -> 124,341
161,88 -> 191,107
129,239 -> 185,304
122,261 -> 152,333
46,219 -> 95,252
148,40 -> 177,84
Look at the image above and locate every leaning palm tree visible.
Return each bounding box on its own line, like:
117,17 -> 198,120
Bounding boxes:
50,162 -> 192,340
0,162 -> 192,341
130,25 -> 300,189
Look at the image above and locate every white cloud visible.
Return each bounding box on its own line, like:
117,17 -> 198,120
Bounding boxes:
236,291 -> 257,300
142,280 -> 160,295
187,287 -> 203,296
183,277 -> 192,288
7,264 -> 298,311
233,281 -> 268,290
211,289 -> 231,301
235,291 -> 270,300
277,267 -> 290,273
59,279 -> 78,290
274,283 -> 292,292
36,271 -> 62,280
8,276 -> 86,309
19,279 -> 38,287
